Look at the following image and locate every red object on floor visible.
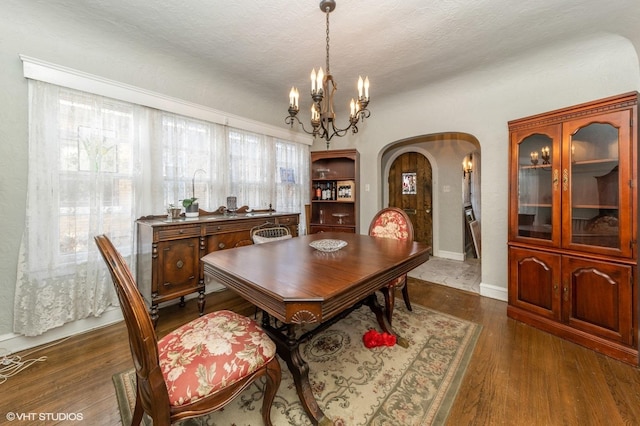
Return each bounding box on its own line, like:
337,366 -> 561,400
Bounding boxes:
363,329 -> 397,348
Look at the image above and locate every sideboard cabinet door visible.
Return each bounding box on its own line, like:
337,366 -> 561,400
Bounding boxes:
156,237 -> 200,298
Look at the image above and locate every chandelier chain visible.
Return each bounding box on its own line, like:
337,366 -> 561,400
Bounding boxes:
325,7 -> 330,75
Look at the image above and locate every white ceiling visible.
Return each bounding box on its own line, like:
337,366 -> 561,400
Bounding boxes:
22,0 -> 640,108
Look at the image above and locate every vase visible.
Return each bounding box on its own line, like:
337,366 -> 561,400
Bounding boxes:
185,202 -> 199,218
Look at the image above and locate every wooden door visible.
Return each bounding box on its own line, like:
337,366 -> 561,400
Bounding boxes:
388,152 -> 432,250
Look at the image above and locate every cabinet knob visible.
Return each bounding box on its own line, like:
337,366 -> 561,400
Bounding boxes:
218,242 -> 225,249
176,260 -> 184,269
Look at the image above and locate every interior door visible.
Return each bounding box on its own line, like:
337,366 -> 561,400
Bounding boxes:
388,152 -> 433,251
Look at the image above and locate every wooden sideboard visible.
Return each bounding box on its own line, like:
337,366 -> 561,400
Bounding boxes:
136,211 -> 299,325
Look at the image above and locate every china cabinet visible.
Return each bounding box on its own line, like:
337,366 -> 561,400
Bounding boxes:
507,92 -> 638,365
136,211 -> 299,325
309,149 -> 359,233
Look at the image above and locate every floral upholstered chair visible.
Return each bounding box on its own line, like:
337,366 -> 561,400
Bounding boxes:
94,235 -> 281,426
368,207 -> 415,325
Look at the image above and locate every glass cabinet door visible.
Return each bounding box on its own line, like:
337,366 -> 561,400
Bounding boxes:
562,111 -> 632,257
511,125 -> 561,246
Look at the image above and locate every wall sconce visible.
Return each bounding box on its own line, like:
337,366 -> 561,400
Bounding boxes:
462,158 -> 473,177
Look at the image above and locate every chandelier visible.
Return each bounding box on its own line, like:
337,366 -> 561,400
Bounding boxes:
285,0 -> 371,149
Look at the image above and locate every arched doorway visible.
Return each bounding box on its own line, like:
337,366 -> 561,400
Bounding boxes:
381,132 -> 480,261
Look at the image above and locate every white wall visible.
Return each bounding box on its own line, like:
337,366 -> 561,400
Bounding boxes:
1,1 -> 639,352
352,33 -> 640,300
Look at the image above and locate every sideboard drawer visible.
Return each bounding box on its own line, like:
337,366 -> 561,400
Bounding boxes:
276,215 -> 299,226
204,220 -> 264,234
157,225 -> 200,240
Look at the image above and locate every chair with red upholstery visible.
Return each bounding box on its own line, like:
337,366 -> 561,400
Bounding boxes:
368,207 -> 415,324
94,234 -> 281,426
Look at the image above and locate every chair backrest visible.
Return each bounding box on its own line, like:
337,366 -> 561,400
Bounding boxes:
368,207 -> 415,241
251,223 -> 292,244
94,235 -> 171,412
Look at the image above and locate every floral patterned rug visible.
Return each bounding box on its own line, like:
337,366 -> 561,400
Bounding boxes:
113,301 -> 481,425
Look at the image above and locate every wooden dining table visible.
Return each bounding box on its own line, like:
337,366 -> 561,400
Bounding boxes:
201,232 -> 430,426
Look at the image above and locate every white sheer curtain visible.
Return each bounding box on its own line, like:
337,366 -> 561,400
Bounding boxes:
14,81 -> 144,336
274,138 -> 310,233
15,82 -> 310,336
226,130 -> 309,226
159,113 -> 227,209
228,129 -> 274,209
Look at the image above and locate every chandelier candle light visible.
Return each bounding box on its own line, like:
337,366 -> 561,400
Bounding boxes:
286,0 -> 371,149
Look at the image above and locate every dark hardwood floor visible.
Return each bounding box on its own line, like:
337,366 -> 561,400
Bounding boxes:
2,278 -> 639,425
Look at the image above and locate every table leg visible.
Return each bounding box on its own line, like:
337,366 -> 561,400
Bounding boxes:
364,294 -> 409,348
262,318 -> 332,426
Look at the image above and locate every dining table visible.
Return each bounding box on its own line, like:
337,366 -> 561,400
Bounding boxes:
201,232 -> 430,426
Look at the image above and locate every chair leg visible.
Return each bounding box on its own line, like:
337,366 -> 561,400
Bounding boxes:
380,286 -> 395,325
401,278 -> 412,312
261,356 -> 282,426
131,389 -> 144,426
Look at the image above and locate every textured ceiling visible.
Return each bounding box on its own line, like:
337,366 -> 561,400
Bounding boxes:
18,0 -> 640,108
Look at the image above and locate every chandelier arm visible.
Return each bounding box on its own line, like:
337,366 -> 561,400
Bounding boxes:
285,115 -> 318,137
322,121 -> 356,142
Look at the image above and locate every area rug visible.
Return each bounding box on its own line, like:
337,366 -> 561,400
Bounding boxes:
113,302 -> 481,425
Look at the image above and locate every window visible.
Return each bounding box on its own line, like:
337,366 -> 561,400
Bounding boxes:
15,80 -> 309,336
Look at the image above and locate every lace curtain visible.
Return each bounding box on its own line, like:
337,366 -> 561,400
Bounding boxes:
159,113 -> 228,209
274,138 -> 311,216
226,130 -> 310,215
14,82 -> 143,336
15,81 -> 309,336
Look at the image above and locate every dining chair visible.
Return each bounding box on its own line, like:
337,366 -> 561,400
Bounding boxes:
250,223 -> 292,244
368,207 -> 415,325
94,234 -> 281,426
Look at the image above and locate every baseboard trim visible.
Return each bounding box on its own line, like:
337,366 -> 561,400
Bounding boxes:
435,250 -> 466,261
480,282 -> 508,302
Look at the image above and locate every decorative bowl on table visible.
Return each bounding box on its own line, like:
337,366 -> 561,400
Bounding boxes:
309,239 -> 348,253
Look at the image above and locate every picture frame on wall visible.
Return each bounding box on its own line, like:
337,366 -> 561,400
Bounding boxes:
402,172 -> 417,194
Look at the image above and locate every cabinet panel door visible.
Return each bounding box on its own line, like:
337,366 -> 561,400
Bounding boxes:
156,238 -> 200,297
562,110 -> 633,258
508,247 -> 561,320
509,125 -> 562,248
562,256 -> 634,345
